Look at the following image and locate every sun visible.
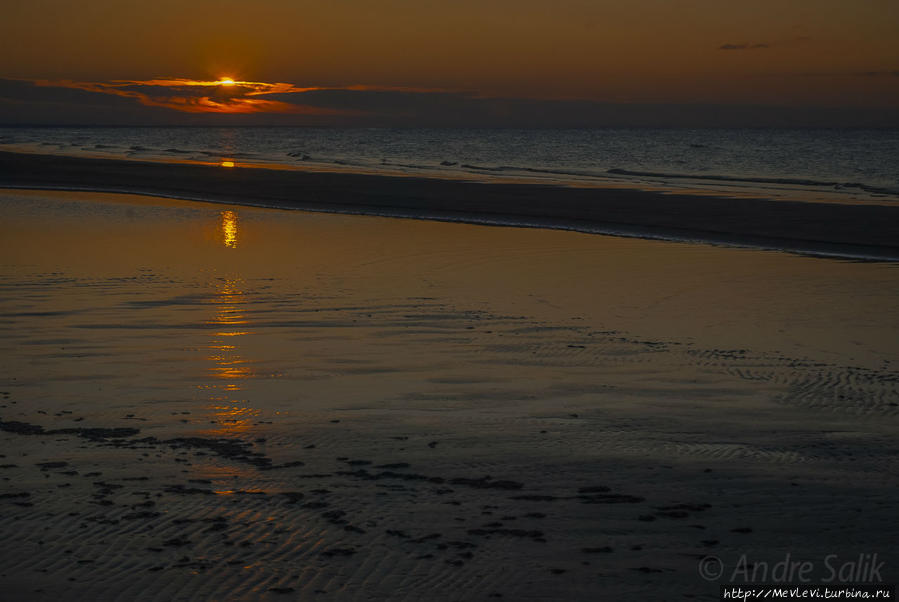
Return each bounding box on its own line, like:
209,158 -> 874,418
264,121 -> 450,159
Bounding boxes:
218,77 -> 235,86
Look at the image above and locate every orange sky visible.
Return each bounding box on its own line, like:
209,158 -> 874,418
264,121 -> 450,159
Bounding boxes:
2,0 -> 898,113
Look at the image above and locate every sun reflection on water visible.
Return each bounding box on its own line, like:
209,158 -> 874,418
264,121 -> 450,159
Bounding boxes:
202,276 -> 258,434
194,210 -> 282,437
221,210 -> 239,248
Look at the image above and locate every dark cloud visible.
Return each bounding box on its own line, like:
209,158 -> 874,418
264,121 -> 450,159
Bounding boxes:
1,77 -> 898,128
719,43 -> 769,51
795,70 -> 899,78
845,70 -> 899,78
0,78 -> 183,125
0,78 -> 131,106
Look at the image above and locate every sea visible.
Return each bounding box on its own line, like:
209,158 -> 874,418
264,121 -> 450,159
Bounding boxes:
1,126 -> 898,204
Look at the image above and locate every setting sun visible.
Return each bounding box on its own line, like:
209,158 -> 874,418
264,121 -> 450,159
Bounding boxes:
218,78 -> 235,86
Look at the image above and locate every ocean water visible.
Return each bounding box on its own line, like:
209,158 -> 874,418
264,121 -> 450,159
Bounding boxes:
1,126 -> 898,203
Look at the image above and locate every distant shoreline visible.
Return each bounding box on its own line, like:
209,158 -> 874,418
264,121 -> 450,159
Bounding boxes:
2,150 -> 898,261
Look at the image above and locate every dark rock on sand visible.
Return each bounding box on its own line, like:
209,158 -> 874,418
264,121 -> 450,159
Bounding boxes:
578,486 -> 611,493
162,537 -> 192,547
449,477 -> 523,490
122,511 -> 161,520
510,495 -> 559,502
320,547 -> 356,557
164,484 -> 213,495
655,503 -> 711,512
322,510 -> 347,524
0,420 -> 45,435
267,460 -> 305,469
0,492 -> 30,500
579,493 -> 644,504
337,468 -> 445,484
581,546 -> 614,554
655,510 -> 689,519
445,541 -> 477,550
467,528 -> 544,539
1,419 -> 139,441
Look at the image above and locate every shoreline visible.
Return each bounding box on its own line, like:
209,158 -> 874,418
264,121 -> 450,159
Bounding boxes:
3,150 -> 899,261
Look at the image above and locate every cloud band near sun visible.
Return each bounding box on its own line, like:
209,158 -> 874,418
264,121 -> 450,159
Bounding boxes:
4,75 -> 898,127
30,77 -> 356,115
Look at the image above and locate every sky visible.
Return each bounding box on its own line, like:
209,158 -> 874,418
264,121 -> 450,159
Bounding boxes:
1,0 -> 898,126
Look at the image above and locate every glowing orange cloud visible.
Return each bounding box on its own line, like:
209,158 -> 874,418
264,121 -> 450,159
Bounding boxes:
31,77 -> 345,115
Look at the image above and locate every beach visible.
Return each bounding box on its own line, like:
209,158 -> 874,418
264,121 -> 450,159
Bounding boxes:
5,0 -> 899,595
0,186 -> 896,601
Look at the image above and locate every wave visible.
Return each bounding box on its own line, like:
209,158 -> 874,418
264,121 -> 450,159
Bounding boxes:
606,168 -> 899,197
197,150 -> 257,158
4,128 -> 896,201
460,163 -> 504,172
286,152 -> 369,167
458,163 -> 591,177
380,160 -> 437,171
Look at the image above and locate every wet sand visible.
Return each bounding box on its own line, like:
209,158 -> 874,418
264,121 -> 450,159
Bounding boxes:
0,189 -> 897,601
2,150 -> 899,259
